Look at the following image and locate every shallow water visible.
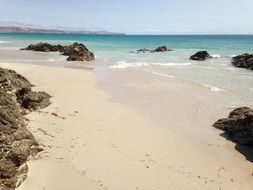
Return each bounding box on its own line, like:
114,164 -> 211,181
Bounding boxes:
0,33 -> 252,127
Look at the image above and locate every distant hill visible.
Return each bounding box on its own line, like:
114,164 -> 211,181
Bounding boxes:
0,22 -> 125,35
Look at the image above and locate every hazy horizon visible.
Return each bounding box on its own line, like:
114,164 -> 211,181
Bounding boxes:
0,0 -> 253,35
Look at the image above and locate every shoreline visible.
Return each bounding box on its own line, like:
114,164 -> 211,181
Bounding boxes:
1,62 -> 252,190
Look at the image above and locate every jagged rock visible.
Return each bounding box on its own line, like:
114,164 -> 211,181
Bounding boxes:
63,43 -> 95,61
0,67 -> 51,189
190,51 -> 212,61
63,42 -> 95,61
21,42 -> 95,62
232,53 -> 253,70
16,87 -> 51,111
20,43 -> 62,52
213,107 -> 253,145
0,68 -> 31,92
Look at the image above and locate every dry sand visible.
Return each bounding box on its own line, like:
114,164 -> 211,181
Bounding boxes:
1,62 -> 252,190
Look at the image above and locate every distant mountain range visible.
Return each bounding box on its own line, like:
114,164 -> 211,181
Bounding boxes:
0,21 -> 125,35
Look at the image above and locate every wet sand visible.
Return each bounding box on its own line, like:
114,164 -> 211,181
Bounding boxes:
1,62 -> 252,190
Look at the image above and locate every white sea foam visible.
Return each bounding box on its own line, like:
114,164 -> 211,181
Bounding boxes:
0,47 -> 19,50
110,61 -> 192,69
146,70 -> 176,78
203,84 -> 225,92
211,54 -> 221,58
0,59 -> 59,62
0,41 -> 12,44
224,67 -> 235,71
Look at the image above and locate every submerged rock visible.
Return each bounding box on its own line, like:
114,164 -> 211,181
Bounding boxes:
190,51 -> 212,61
136,48 -> 152,53
21,42 -> 95,62
153,46 -> 173,52
232,53 -> 253,70
136,46 -> 173,53
213,107 -> 253,145
0,67 -> 50,189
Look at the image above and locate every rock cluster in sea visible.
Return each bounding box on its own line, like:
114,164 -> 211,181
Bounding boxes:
21,42 -> 95,62
213,107 -> 253,145
190,51 -> 212,61
0,67 -> 51,190
232,53 -> 253,70
136,46 -> 173,53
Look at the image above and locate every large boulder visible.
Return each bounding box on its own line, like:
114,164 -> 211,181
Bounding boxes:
63,43 -> 95,61
190,51 -> 212,61
232,53 -> 253,70
21,42 -> 95,62
213,107 -> 253,145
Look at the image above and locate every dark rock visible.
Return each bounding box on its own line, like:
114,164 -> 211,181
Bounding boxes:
136,46 -> 173,54
0,160 -> 17,179
0,68 -> 31,92
190,51 -> 212,61
0,66 -> 51,189
7,147 -> 29,167
63,42 -> 95,61
153,46 -> 173,52
20,43 -> 62,52
213,107 -> 253,145
21,42 -> 95,62
136,48 -> 152,53
16,87 -> 51,111
232,53 -> 253,70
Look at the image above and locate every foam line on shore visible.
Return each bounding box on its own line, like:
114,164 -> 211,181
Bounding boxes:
110,61 -> 192,69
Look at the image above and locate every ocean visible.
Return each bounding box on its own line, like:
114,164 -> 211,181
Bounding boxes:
0,33 -> 253,126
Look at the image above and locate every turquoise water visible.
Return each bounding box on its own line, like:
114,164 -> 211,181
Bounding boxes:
0,33 -> 252,101
1,33 -> 253,62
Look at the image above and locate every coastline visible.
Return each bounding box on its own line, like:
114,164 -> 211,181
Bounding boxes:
0,62 -> 252,190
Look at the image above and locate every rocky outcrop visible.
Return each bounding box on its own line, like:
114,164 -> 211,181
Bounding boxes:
213,107 -> 253,145
232,53 -> 253,70
21,42 -> 95,62
136,46 -> 173,53
190,51 -> 212,61
0,67 -> 51,190
62,43 -> 95,61
20,43 -> 61,52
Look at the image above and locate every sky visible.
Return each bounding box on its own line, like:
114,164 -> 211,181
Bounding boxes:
0,0 -> 253,34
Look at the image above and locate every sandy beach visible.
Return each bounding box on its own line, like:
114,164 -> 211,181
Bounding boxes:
0,62 -> 250,190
